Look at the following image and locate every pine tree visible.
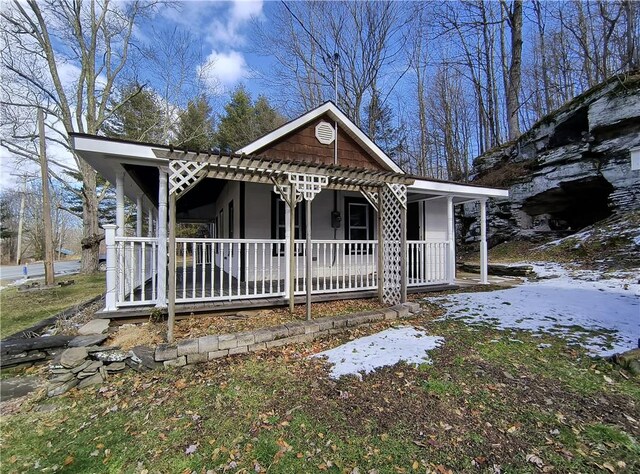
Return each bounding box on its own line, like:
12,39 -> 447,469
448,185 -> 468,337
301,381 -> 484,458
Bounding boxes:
103,83 -> 164,143
175,96 -> 216,151
216,86 -> 285,152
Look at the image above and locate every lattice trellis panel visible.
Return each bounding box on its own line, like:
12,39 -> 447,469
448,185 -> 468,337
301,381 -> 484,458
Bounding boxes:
386,183 -> 407,209
360,187 -> 379,212
287,173 -> 328,201
272,182 -> 303,207
169,160 -> 208,197
381,185 -> 406,305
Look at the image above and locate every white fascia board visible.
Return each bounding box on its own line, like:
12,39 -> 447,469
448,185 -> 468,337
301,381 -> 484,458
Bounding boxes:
71,135 -> 165,164
236,102 -> 404,174
409,178 -> 509,199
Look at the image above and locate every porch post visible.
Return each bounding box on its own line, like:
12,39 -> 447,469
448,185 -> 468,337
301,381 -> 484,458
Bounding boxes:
401,199 -> 407,303
377,186 -> 384,303
288,185 -> 296,314
305,198 -> 312,320
136,195 -> 143,237
103,224 -> 117,311
167,191 -> 176,342
446,195 -> 455,284
115,171 -> 125,237
147,209 -> 153,238
479,198 -> 489,284
156,169 -> 168,307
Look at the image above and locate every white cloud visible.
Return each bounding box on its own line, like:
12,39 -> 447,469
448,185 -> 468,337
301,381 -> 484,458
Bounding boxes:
231,0 -> 263,23
199,50 -> 248,92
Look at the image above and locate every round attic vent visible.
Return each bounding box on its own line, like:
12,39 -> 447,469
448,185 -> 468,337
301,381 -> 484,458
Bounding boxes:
315,121 -> 336,145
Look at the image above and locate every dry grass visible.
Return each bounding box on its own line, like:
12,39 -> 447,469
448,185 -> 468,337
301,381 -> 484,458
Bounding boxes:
107,323 -> 164,350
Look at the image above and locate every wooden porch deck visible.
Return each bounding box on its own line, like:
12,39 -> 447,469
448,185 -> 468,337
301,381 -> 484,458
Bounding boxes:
100,283 -> 456,321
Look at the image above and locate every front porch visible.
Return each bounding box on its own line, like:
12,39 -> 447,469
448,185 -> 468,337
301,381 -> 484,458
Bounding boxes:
104,234 -> 453,313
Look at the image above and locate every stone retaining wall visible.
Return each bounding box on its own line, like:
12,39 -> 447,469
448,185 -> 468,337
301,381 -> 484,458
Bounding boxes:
155,303 -> 422,368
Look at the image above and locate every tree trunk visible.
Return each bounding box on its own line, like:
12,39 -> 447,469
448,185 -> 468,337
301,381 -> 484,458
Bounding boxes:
506,0 -> 522,140
79,159 -> 101,273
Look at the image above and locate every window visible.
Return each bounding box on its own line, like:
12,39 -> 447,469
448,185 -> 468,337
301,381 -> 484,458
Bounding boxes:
271,193 -> 306,256
345,197 -> 374,254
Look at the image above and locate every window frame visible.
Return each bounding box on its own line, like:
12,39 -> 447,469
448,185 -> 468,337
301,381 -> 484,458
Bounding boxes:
344,197 -> 374,255
271,192 -> 306,256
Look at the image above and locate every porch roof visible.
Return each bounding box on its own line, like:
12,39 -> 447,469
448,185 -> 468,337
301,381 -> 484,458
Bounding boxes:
153,148 -> 414,192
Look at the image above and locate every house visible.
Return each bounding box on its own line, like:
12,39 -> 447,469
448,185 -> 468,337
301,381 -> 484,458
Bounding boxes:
70,102 -> 508,322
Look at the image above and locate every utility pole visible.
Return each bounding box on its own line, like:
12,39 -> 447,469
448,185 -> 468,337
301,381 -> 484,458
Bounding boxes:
38,108 -> 55,285
16,175 -> 26,265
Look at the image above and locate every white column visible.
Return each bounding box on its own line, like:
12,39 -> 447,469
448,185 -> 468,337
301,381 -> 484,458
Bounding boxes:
136,195 -> 143,237
156,169 -> 168,307
147,209 -> 154,237
284,200 -> 291,300
115,171 -> 125,237
103,224 -> 118,311
446,195 -> 456,284
480,198 -> 489,284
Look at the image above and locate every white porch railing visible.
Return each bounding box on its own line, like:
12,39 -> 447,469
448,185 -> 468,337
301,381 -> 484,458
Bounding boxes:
175,238 -> 287,303
293,240 -> 379,294
114,236 -> 158,307
407,241 -> 449,286
105,232 -> 451,309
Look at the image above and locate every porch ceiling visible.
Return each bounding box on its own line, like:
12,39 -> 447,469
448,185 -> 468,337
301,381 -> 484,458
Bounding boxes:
152,149 -> 414,191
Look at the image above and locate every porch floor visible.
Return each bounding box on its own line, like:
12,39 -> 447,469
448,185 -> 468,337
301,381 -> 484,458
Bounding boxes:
100,283 -> 457,321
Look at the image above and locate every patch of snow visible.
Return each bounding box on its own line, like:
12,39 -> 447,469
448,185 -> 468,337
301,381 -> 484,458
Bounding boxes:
634,234 -> 640,247
434,263 -> 640,357
313,326 -> 444,379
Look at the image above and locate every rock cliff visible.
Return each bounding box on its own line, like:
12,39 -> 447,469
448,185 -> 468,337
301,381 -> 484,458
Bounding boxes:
460,73 -> 640,246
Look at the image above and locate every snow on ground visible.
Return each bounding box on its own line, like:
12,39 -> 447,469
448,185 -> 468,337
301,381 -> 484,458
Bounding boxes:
313,326 -> 444,379
435,262 -> 640,357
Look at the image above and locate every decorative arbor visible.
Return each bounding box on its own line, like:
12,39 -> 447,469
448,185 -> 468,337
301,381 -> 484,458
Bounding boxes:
156,149 -> 414,342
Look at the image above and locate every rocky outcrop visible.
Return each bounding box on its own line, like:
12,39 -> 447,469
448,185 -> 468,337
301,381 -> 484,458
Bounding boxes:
461,73 -> 640,245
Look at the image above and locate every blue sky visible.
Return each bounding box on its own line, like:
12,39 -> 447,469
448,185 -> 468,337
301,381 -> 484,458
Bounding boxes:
140,0 -> 276,100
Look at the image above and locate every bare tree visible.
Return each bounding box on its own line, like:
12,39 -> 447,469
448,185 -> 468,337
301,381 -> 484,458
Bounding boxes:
0,0 -> 156,273
254,1 -> 410,125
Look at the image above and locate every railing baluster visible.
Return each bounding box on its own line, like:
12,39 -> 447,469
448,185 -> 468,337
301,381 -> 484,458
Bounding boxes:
253,242 -> 258,296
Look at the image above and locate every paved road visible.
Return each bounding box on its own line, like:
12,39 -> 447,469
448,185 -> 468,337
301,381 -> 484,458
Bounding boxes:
0,260 -> 81,284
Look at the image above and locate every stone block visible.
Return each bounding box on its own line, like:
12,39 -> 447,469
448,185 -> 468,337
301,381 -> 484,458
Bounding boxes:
130,346 -> 161,370
105,361 -> 126,372
70,359 -> 92,374
77,373 -> 103,389
253,329 -> 275,344
236,332 -> 255,346
268,325 -> 290,339
78,319 -> 110,335
392,304 -> 410,318
266,337 -> 290,349
346,313 -> 371,326
155,343 -> 178,361
186,352 -> 208,364
49,372 -> 75,384
403,302 -> 421,314
163,356 -> 186,368
329,328 -> 345,335
60,347 -> 88,368
332,316 -> 350,328
304,323 -> 320,334
316,318 -> 334,331
229,346 -> 248,355
382,308 -> 399,320
248,342 -> 266,352
177,338 -> 199,356
285,322 -> 305,336
47,378 -> 78,397
315,330 -> 329,338
218,334 -> 238,350
208,350 -> 229,360
198,335 -> 219,353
